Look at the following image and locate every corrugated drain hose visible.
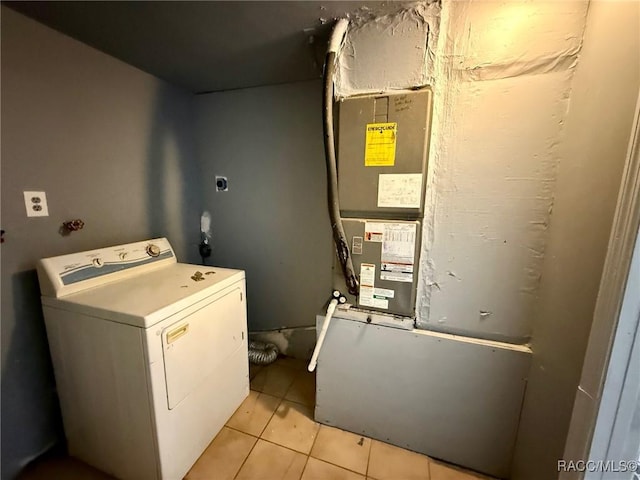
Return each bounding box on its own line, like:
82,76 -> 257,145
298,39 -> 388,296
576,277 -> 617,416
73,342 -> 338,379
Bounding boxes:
323,19 -> 359,296
248,341 -> 279,365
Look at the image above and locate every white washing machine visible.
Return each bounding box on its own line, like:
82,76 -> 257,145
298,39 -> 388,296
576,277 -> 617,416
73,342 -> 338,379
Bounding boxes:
37,238 -> 249,480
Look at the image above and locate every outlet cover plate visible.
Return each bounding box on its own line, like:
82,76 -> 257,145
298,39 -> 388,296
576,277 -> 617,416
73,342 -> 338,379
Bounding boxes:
24,191 -> 49,217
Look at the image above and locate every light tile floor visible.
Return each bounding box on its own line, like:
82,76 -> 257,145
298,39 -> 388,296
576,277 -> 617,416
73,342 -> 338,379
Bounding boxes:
19,357 -> 496,480
192,358 -> 495,480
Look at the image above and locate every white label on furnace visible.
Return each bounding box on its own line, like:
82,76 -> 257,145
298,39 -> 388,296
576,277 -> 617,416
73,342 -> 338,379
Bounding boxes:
374,287 -> 395,298
377,173 -> 422,208
380,223 -> 416,283
358,263 -> 389,309
373,297 -> 389,309
361,288 -> 389,309
364,222 -> 385,242
352,236 -> 363,255
360,263 -> 376,287
380,271 -> 413,283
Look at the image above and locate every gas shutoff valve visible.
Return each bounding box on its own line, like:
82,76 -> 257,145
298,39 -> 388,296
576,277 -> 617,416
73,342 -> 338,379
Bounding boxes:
199,241 -> 212,259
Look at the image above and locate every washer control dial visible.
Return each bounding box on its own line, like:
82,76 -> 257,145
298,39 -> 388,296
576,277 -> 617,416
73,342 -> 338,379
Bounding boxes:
146,244 -> 161,257
92,258 -> 104,268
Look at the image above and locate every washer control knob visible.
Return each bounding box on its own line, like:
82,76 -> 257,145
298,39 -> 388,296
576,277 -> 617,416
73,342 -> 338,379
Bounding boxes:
146,244 -> 161,257
92,258 -> 104,268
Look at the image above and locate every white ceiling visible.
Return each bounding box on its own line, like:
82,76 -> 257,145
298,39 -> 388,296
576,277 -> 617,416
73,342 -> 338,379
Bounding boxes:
6,1 -> 411,93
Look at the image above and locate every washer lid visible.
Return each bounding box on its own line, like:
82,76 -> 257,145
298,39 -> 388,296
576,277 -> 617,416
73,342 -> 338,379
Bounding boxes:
41,263 -> 245,328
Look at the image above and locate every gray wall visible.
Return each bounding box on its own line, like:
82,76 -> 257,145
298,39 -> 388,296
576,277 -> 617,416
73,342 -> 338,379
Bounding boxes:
195,80 -> 333,332
1,8 -> 200,479
511,2 -> 640,479
416,1 -> 587,343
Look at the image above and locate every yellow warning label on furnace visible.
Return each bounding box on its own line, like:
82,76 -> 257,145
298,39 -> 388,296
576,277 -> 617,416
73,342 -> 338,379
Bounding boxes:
365,122 -> 397,167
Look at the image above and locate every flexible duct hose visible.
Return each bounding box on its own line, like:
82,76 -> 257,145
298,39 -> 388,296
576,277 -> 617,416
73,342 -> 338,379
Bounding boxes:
248,341 -> 279,365
323,20 -> 359,296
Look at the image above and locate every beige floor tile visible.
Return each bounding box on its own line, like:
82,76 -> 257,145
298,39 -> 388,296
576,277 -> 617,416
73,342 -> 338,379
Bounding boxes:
235,439 -> 307,480
275,356 -> 308,371
367,440 -> 430,480
301,457 -> 366,480
261,400 -> 320,454
429,460 -> 493,480
184,427 -> 257,480
310,425 -> 370,474
226,390 -> 281,436
251,364 -> 298,397
284,370 -> 316,407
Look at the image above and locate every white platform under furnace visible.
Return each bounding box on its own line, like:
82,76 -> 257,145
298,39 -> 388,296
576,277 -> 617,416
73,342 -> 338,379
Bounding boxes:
315,308 -> 532,479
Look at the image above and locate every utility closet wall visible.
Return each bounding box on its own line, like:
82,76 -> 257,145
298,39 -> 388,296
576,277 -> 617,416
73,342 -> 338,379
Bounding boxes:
1,8 -> 199,479
512,2 -> 640,478
336,1 -> 589,344
195,81 -> 333,334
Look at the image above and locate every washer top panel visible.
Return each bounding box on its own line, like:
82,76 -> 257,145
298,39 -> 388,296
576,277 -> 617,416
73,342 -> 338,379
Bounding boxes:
41,263 -> 245,328
37,237 -> 245,328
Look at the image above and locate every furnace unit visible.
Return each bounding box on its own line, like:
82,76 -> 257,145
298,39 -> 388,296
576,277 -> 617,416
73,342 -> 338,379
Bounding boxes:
333,88 -> 432,317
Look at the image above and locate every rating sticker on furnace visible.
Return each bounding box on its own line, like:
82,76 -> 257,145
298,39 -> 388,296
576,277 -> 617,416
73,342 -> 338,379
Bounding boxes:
364,122 -> 397,166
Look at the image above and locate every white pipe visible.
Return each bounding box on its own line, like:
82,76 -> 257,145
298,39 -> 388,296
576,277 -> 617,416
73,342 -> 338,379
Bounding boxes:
327,18 -> 349,54
200,211 -> 212,244
308,298 -> 339,372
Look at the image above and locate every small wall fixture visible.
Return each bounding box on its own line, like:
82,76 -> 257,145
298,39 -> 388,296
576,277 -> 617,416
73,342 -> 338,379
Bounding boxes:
215,176 -> 228,192
61,219 -> 85,234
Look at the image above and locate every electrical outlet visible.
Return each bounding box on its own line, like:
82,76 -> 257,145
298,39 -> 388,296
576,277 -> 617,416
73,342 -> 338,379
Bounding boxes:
215,176 -> 228,192
24,191 -> 49,217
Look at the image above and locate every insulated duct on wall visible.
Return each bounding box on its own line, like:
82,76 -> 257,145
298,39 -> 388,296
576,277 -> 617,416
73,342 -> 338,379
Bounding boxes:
323,18 -> 359,296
